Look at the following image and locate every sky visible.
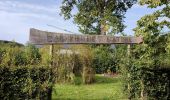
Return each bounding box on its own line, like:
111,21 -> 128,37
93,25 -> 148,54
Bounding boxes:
0,0 -> 160,44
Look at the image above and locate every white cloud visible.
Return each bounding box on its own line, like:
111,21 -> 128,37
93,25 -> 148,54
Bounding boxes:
0,0 -> 60,14
0,0 -> 80,44
0,0 -> 63,23
0,0 -> 64,21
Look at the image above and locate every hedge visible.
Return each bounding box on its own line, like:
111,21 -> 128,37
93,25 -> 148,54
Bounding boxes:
126,66 -> 170,99
141,67 -> 170,99
0,66 -> 54,100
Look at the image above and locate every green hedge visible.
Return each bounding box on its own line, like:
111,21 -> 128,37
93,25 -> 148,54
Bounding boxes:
0,66 -> 53,100
141,68 -> 170,99
126,66 -> 170,99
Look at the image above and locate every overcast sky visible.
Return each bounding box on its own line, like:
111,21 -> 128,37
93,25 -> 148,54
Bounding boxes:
0,0 -> 160,44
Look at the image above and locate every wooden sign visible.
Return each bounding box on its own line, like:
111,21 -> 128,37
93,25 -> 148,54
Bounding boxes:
29,28 -> 143,44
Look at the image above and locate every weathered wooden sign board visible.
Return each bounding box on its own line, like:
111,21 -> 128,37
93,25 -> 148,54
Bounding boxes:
29,28 -> 143,44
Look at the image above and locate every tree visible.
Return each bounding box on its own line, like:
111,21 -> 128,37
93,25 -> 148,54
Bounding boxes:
126,0 -> 170,99
134,0 -> 170,68
60,0 -> 137,35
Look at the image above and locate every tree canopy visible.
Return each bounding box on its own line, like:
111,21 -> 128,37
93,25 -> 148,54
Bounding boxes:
60,0 -> 137,35
121,1 -> 170,99
134,0 -> 170,68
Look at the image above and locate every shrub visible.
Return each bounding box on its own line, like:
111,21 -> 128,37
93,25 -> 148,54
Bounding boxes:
93,45 -> 117,74
48,45 -> 95,84
77,45 -> 95,84
25,44 -> 41,65
0,43 -> 55,99
118,34 -> 170,99
0,65 -> 53,100
141,68 -> 170,100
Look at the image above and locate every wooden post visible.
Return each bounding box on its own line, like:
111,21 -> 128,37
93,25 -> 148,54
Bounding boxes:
50,44 -> 54,58
127,44 -> 131,57
140,79 -> 144,100
127,44 -> 131,99
48,44 -> 54,100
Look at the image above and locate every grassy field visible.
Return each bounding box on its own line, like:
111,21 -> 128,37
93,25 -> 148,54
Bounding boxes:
52,75 -> 127,100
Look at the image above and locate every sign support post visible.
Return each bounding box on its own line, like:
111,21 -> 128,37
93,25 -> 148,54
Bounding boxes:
48,44 -> 54,100
127,44 -> 131,99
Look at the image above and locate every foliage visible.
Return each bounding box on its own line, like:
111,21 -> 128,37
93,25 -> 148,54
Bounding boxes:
0,43 -> 55,99
141,68 -> 170,100
25,44 -> 41,65
0,44 -> 25,66
93,45 -> 117,74
118,0 -> 170,99
39,45 -> 52,66
0,65 -> 53,100
139,0 -> 170,8
134,4 -> 170,68
0,40 -> 24,47
43,45 -> 95,84
0,44 -> 41,67
76,45 -> 95,84
47,45 -> 79,84
60,0 -> 137,35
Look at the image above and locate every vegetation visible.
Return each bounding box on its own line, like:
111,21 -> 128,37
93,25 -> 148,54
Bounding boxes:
60,0 -> 137,78
117,0 -> 170,99
52,75 -> 126,100
1,0 -> 170,100
0,43 -> 55,99
93,45 -> 117,74
60,0 -> 137,35
41,45 -> 95,84
0,40 -> 24,47
0,65 -> 53,100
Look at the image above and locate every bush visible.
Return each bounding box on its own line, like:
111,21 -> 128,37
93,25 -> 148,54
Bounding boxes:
141,68 -> 170,100
119,57 -> 170,99
93,45 -> 117,74
48,45 -> 95,84
76,45 -> 95,84
0,43 -> 55,99
0,44 -> 41,67
116,33 -> 170,99
73,76 -> 82,85
0,66 -> 53,100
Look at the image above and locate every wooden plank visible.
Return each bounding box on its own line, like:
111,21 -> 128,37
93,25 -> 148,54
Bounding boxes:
29,28 -> 143,44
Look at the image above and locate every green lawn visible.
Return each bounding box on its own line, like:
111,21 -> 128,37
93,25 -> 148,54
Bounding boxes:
52,75 -> 127,100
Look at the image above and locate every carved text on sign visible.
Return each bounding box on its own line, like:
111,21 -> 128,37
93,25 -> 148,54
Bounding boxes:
29,28 -> 143,44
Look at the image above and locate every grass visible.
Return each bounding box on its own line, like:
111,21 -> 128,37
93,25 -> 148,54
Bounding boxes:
52,75 -> 127,100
